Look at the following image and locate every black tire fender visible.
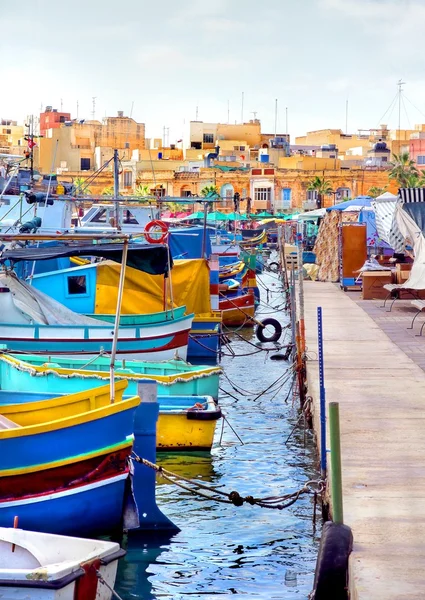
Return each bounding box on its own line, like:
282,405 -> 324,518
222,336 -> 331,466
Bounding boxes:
255,318 -> 282,343
311,522 -> 353,599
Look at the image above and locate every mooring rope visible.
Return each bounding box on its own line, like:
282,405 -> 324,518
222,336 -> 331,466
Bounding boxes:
96,571 -> 125,600
131,454 -> 324,510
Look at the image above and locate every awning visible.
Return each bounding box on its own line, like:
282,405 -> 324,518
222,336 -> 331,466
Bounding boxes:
1,243 -> 172,275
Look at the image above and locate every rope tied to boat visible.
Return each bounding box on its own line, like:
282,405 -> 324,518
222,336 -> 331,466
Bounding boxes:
131,453 -> 325,510
96,570 -> 125,600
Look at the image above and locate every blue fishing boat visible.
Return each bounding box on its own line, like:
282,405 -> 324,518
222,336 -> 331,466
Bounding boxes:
4,353 -> 221,399
0,355 -> 222,451
0,242 -> 193,360
0,381 -> 138,471
20,251 -> 221,363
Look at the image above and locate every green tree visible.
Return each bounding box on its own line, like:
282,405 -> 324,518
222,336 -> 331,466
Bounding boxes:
201,185 -> 219,198
73,177 -> 91,197
101,185 -> 115,196
134,184 -> 152,202
367,185 -> 388,198
307,176 -> 333,207
389,152 -> 419,187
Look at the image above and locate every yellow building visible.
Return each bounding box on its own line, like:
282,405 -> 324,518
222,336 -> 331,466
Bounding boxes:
36,112 -> 146,175
295,128 -> 372,156
0,119 -> 25,154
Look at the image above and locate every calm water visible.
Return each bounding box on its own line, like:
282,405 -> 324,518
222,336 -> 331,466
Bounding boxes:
116,274 -> 320,599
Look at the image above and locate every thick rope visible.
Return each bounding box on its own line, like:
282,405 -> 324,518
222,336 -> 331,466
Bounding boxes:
132,454 -> 324,510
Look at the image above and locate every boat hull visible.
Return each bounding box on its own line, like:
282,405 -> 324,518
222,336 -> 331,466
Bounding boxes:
3,354 -> 221,399
219,290 -> 256,327
0,473 -> 128,536
187,317 -> 222,363
0,314 -> 193,360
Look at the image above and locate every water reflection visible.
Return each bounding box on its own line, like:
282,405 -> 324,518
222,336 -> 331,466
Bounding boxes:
116,274 -> 320,599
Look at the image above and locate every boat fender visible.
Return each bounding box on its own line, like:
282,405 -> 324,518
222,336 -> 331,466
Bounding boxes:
311,521 -> 353,600
255,318 -> 282,343
144,220 -> 169,244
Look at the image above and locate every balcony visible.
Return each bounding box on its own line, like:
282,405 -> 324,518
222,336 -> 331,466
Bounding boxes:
303,201 -> 317,210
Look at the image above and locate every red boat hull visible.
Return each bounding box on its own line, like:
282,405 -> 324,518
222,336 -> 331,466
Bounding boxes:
219,290 -> 256,327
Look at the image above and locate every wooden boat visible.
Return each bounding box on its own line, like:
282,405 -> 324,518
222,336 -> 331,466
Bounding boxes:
0,381 -> 138,472
0,471 -> 130,536
219,289 -> 256,327
0,244 -> 194,360
0,526 -> 125,599
0,356 -> 221,451
4,353 -> 222,399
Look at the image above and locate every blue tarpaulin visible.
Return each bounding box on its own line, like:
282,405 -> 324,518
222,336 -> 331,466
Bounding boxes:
327,196 -> 372,211
168,226 -> 213,259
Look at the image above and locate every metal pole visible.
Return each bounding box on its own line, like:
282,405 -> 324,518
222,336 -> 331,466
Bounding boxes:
201,201 -> 208,258
317,306 -> 327,479
329,402 -> 343,524
113,149 -> 120,230
297,227 -> 305,355
290,268 -> 296,361
110,239 -> 129,403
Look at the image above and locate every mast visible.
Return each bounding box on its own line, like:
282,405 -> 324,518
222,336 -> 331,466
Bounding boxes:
397,79 -> 405,144
274,98 -> 278,138
113,149 -> 120,229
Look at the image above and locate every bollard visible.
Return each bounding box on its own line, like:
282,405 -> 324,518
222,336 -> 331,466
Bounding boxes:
329,402 -> 343,525
130,379 -> 179,532
317,307 -> 327,479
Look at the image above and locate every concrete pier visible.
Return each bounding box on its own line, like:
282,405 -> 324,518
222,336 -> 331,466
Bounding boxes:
304,282 -> 425,599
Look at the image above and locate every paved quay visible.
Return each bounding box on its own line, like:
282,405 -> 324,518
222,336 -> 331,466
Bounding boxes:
303,282 -> 425,599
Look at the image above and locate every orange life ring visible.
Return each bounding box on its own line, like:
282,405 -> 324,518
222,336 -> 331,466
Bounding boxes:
144,220 -> 169,244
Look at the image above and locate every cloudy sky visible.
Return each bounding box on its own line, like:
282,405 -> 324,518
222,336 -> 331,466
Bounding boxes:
2,0 -> 425,142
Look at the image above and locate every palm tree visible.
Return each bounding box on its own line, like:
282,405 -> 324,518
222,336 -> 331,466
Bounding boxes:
73,177 -> 91,197
134,184 -> 151,202
389,152 -> 419,187
368,186 -> 388,199
101,185 -> 115,196
307,176 -> 333,208
201,185 -> 219,198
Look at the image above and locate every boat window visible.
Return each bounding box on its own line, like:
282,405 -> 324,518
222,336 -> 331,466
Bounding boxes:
91,208 -> 107,223
122,209 -> 139,225
67,275 -> 87,295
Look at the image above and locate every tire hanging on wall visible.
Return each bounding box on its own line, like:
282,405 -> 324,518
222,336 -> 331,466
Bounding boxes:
255,318 -> 282,343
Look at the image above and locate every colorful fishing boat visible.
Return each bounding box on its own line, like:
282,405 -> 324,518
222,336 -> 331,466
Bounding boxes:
13,249 -> 221,363
219,289 -> 256,327
0,355 -> 222,451
0,527 -> 125,599
0,381 -> 137,472
4,353 -> 221,399
0,243 -> 193,360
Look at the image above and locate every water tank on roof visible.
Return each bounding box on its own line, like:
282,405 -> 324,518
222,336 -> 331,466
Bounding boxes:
260,154 -> 269,163
158,152 -> 163,159
374,142 -> 388,151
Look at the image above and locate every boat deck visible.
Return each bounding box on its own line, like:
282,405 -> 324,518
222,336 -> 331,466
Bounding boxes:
304,282 -> 425,599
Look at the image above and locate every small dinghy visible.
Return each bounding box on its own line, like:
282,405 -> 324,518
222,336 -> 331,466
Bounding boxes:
0,526 -> 124,599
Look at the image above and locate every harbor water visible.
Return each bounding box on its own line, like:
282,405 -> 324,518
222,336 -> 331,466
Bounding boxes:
116,274 -> 320,599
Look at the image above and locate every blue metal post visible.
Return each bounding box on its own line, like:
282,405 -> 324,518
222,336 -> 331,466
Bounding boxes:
317,307 -> 327,479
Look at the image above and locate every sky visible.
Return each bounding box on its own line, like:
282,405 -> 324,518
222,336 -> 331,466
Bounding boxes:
3,0 -> 425,143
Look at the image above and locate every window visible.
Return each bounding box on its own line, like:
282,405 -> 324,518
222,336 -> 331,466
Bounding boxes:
203,133 -> 214,144
282,188 -> 291,201
123,171 -> 132,187
181,189 -> 192,197
418,156 -> 425,165
80,158 -> 91,170
122,209 -> 139,224
67,275 -> 87,295
254,187 -> 271,202
307,190 -> 318,200
153,187 -> 165,197
59,116 -> 66,123
91,208 -> 107,223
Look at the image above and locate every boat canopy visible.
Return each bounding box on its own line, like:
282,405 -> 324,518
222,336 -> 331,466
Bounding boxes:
1,243 -> 172,275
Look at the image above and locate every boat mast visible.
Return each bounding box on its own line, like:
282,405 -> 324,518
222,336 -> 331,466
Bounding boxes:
113,149 -> 120,230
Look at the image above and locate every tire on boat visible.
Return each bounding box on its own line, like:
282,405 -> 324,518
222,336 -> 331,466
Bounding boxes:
255,318 -> 282,343
311,521 -> 353,600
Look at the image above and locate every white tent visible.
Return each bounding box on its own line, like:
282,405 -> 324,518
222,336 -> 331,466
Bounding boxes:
371,192 -> 404,253
297,208 -> 326,220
